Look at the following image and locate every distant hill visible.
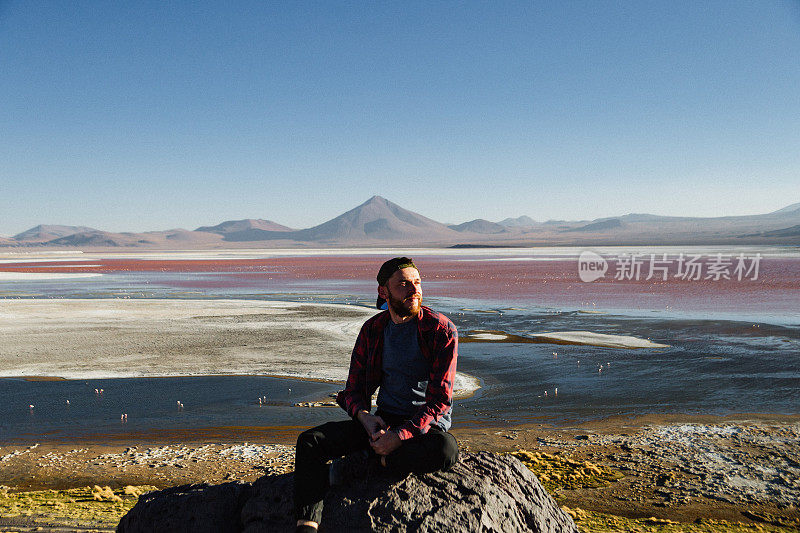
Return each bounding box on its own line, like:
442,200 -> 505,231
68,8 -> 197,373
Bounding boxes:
42,229 -> 223,248
771,202 -> 800,215
449,219 -> 508,234
195,219 -> 295,242
541,219 -> 584,226
196,219 -> 294,234
289,196 -> 460,243
763,224 -> 800,237
562,218 -> 623,232
497,215 -> 537,227
44,231 -> 140,247
155,229 -> 225,245
13,224 -> 99,242
741,224 -> 800,238
618,213 -> 677,222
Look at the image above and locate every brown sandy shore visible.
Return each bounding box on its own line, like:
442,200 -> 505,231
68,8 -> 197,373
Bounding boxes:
1,414 -> 799,532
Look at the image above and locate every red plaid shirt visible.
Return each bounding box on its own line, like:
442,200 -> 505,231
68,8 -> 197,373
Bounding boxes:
336,305 -> 458,441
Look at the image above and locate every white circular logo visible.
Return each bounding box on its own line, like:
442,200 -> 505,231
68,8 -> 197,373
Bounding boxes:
578,251 -> 607,282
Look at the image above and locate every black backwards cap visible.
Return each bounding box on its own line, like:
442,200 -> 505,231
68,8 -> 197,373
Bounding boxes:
375,257 -> 418,309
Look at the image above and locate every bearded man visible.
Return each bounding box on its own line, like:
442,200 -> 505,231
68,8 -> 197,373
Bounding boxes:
293,257 -> 459,532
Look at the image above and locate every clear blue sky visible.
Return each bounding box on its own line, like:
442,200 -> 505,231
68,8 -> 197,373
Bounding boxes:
1,1 -> 799,235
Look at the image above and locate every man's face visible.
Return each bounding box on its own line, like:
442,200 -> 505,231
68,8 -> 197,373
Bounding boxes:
380,267 -> 422,318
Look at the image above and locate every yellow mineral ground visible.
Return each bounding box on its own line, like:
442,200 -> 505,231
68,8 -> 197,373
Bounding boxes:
508,449 -> 624,491
0,485 -> 156,529
509,449 -> 798,533
559,507 -> 798,533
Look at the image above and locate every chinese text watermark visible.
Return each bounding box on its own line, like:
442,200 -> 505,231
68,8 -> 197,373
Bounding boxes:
578,252 -> 761,282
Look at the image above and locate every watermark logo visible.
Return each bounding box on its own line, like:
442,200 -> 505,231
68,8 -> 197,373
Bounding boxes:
577,252 -> 762,282
578,251 -> 608,282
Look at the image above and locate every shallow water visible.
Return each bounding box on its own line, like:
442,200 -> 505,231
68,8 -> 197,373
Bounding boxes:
0,376 -> 340,442
454,304 -> 800,423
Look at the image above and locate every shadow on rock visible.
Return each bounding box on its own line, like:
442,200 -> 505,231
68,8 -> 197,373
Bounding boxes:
117,451 -> 578,532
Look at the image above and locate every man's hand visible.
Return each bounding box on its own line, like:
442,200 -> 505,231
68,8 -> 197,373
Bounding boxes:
357,411 -> 386,437
370,430 -> 402,456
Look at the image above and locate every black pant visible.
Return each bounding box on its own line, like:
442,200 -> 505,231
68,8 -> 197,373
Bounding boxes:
293,411 -> 459,524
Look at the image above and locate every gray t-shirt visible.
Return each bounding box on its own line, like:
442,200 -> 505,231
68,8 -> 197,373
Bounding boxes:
376,319 -> 451,431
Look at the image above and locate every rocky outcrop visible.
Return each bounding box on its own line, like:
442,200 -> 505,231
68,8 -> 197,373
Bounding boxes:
117,452 -> 578,533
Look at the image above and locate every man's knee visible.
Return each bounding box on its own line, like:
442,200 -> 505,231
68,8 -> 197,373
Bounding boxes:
428,429 -> 459,470
296,420 -> 363,459
296,425 -> 326,455
441,432 -> 459,469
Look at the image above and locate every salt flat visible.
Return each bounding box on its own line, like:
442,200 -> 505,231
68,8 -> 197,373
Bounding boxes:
531,331 -> 670,349
0,299 -> 479,396
0,272 -> 103,280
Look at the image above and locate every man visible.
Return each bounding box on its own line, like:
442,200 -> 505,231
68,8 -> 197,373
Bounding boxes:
293,257 -> 459,532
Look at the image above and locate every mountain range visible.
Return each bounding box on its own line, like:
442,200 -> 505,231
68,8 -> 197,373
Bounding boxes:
3,196 -> 800,249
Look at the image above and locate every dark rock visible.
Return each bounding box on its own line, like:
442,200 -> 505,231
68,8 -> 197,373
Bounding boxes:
117,481 -> 250,533
118,452 -> 578,533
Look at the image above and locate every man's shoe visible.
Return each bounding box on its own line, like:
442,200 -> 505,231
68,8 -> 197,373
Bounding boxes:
328,449 -> 370,487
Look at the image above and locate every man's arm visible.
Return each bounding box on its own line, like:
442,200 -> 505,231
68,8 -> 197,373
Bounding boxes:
337,323 -> 389,438
336,322 -> 372,418
394,322 -> 458,441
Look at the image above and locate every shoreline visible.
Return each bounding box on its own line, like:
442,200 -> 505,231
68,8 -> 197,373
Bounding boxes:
3,410 -> 798,446
1,371 -> 482,401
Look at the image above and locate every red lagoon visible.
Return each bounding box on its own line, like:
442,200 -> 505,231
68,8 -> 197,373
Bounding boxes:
2,254 -> 798,315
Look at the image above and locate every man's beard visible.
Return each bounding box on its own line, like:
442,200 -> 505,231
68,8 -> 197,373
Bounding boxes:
386,291 -> 421,318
